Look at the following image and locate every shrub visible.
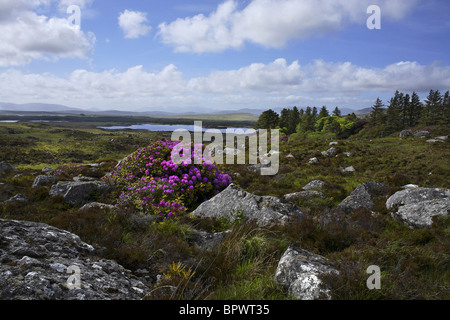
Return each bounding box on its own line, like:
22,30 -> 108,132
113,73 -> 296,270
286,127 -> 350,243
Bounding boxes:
104,140 -> 232,217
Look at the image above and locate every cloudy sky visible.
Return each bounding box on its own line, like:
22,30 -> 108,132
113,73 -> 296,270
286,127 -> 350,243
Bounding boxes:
0,0 -> 449,113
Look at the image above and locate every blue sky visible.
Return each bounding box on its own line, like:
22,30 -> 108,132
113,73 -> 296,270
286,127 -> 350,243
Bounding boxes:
0,0 -> 449,113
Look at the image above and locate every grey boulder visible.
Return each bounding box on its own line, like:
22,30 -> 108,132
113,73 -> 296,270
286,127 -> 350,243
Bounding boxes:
192,184 -> 303,226
274,246 -> 338,300
49,181 -> 113,206
32,175 -> 59,188
337,181 -> 388,214
0,219 -> 150,300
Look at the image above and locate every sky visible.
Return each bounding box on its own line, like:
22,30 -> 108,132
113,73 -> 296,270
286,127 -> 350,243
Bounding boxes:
0,0 -> 449,113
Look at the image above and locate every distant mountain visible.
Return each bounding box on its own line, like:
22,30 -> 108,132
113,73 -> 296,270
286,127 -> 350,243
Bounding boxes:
0,102 -> 83,113
354,107 -> 373,115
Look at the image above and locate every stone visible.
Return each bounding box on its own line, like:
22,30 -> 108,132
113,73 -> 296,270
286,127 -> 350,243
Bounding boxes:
329,142 -> 338,146
321,147 -> 337,158
274,246 -> 338,300
308,157 -> 318,164
435,135 -> 448,140
286,154 -> 295,159
303,180 -> 325,190
192,184 -> 304,227
399,130 -> 413,138
338,181 -> 388,214
342,166 -> 356,173
413,131 -> 431,137
0,219 -> 150,300
41,167 -> 55,175
49,181 -> 113,206
3,194 -> 28,204
79,202 -> 120,212
386,187 -> 450,228
32,175 -> 58,188
0,162 -> 17,176
394,199 -> 450,229
284,191 -> 324,201
426,139 -> 444,143
386,187 -> 450,210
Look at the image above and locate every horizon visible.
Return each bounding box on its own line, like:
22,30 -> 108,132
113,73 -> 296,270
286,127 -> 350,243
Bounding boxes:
0,0 -> 449,113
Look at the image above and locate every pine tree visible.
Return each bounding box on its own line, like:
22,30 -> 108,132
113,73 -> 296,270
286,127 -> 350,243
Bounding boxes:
279,108 -> 290,131
333,106 -> 342,117
442,91 -> 450,125
369,97 -> 385,127
287,106 -> 300,134
421,89 -> 443,126
401,93 -> 410,129
386,90 -> 403,133
409,92 -> 423,127
318,106 -> 329,119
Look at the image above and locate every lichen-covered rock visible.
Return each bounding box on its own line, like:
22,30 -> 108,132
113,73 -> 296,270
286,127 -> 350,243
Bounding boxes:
337,181 -> 388,214
386,187 -> 450,228
284,191 -> 324,201
386,187 -> 450,210
0,162 -> 17,176
192,184 -> 303,226
3,194 -> 28,204
32,175 -> 58,188
274,246 -> 338,300
321,147 -> 337,158
49,181 -> 113,206
0,219 -> 150,300
302,180 -> 325,190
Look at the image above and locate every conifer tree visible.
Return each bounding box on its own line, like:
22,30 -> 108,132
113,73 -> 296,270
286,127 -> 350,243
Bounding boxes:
333,106 -> 342,117
318,106 -> 329,119
409,91 -> 423,127
369,97 -> 385,127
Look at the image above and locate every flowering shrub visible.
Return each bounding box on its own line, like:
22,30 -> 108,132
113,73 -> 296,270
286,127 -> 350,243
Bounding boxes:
104,140 -> 232,217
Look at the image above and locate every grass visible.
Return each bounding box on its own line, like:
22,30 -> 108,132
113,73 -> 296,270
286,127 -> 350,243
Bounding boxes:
0,121 -> 449,300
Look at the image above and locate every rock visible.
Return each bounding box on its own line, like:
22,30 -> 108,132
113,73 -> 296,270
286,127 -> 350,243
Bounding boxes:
286,154 -> 295,159
0,162 -> 18,176
386,187 -> 450,229
402,184 -> 420,189
274,246 -> 338,300
399,130 -> 413,138
342,152 -> 352,157
189,230 -> 230,251
49,181 -> 113,207
3,194 -> 28,204
426,139 -> 444,143
341,166 -> 356,173
192,184 -> 304,227
308,157 -> 318,164
302,180 -> 325,190
321,147 -> 337,158
329,142 -> 338,146
413,131 -> 431,137
386,187 -> 450,210
73,176 -> 98,182
435,135 -> 448,140
338,181 -> 388,214
32,175 -> 59,188
284,191 -> 324,201
79,202 -> 120,212
41,167 -> 55,175
0,219 -> 150,300
395,199 -> 450,229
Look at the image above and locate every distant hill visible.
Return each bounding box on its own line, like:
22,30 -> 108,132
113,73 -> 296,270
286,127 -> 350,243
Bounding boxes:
0,102 -> 83,113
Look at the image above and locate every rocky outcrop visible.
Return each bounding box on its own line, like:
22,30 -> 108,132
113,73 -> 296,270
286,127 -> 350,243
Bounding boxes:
192,184 -> 304,226
274,246 -> 338,300
2,194 -> 28,204
49,181 -> 113,206
0,219 -> 150,300
302,180 -> 325,190
284,191 -> 324,201
32,175 -> 58,188
337,181 -> 388,214
321,147 -> 337,158
0,162 -> 17,176
386,187 -> 450,228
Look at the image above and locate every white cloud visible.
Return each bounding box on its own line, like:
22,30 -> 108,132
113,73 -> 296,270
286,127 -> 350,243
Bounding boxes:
0,59 -> 448,111
158,0 -> 419,53
118,10 -> 152,39
0,0 -> 95,67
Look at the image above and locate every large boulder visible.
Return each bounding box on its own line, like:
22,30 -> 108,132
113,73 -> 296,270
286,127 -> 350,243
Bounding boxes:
191,184 -> 304,227
337,181 -> 388,214
386,187 -> 450,228
49,181 -> 113,206
0,219 -> 150,300
302,180 -> 325,190
32,175 -> 59,188
274,246 -> 338,300
0,162 -> 17,176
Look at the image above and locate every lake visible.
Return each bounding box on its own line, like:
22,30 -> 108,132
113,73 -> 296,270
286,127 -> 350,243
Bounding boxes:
98,123 -> 257,134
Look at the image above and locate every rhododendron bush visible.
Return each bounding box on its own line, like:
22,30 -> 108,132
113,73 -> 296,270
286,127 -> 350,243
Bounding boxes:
103,140 -> 232,217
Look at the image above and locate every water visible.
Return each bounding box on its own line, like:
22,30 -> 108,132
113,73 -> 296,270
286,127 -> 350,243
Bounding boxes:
98,123 -> 257,134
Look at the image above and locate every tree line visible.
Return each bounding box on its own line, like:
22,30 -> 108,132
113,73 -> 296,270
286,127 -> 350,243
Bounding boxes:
255,89 -> 449,138
369,89 -> 449,136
